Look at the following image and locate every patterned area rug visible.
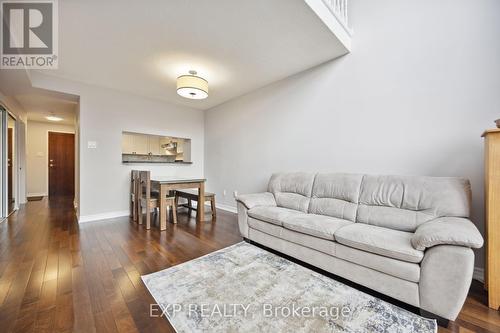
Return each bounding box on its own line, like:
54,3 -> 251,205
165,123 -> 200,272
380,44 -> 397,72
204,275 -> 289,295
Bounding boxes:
142,242 -> 437,333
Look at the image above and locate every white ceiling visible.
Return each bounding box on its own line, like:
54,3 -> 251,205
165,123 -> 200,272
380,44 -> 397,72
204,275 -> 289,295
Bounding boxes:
20,94 -> 77,125
34,0 -> 349,110
0,69 -> 77,125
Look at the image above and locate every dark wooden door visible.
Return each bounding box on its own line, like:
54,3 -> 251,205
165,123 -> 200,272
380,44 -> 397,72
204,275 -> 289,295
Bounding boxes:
48,132 -> 75,197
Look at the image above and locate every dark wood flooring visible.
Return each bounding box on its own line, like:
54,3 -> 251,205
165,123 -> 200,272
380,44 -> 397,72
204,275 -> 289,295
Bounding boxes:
0,197 -> 498,332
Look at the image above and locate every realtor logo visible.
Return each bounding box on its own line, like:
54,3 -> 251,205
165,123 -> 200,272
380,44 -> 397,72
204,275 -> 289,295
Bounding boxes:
1,0 -> 58,69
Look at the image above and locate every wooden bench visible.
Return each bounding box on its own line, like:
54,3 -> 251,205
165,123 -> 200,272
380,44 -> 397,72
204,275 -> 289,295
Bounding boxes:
175,189 -> 216,219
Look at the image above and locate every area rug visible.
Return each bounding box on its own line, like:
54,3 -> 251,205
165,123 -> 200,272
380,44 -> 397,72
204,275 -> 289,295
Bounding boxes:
27,196 -> 43,201
142,242 -> 437,333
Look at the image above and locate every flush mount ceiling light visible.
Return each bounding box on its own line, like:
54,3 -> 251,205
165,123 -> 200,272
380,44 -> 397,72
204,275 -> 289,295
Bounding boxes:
46,115 -> 63,122
176,70 -> 208,100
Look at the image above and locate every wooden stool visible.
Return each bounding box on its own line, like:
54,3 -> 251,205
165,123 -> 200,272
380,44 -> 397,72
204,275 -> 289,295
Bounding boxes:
138,171 -> 177,229
175,189 -> 216,220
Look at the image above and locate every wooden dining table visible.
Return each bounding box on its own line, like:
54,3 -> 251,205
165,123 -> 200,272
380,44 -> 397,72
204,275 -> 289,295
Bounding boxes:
150,177 -> 206,230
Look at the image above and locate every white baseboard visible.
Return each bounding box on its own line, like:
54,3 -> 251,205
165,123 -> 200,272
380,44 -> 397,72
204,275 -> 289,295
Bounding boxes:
78,210 -> 129,223
473,267 -> 484,283
77,202 -> 237,224
27,192 -> 47,197
216,203 -> 237,214
180,200 -> 237,214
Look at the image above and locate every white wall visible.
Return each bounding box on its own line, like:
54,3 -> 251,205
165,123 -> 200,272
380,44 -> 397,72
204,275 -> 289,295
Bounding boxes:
29,73 -> 205,220
26,121 -> 75,196
205,0 -> 500,268
0,70 -> 29,123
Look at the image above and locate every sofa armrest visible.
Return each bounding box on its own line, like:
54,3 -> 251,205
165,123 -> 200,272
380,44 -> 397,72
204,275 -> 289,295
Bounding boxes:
411,217 -> 484,251
235,192 -> 276,210
236,192 -> 276,239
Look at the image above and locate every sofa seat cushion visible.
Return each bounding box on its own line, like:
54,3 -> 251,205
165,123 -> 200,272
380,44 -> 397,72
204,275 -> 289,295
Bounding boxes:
282,214 -> 352,240
335,224 -> 424,263
247,206 -> 305,226
335,244 -> 420,283
248,217 -> 336,255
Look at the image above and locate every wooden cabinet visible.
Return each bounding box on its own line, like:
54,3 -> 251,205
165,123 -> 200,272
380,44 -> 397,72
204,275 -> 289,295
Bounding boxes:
121,132 -> 192,163
176,139 -> 184,154
174,139 -> 184,161
148,136 -> 160,155
483,129 -> 500,310
122,133 -> 134,154
134,134 -> 149,154
121,133 -> 149,155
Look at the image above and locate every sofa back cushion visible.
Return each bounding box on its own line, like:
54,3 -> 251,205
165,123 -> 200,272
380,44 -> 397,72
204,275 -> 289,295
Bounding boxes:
308,173 -> 363,222
357,175 -> 471,232
268,172 -> 315,212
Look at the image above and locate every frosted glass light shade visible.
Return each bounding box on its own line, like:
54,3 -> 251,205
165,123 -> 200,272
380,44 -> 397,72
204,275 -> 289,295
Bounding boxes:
176,74 -> 208,99
46,116 -> 63,121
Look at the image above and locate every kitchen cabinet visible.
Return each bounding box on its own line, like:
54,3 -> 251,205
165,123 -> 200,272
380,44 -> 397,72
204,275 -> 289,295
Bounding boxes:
176,139 -> 184,153
148,136 -> 160,155
122,133 -> 134,154
121,131 -> 192,163
134,135 -> 149,154
122,133 -> 148,154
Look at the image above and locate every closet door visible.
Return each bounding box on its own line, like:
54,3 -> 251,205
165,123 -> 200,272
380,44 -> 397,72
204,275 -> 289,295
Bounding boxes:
0,106 -> 8,218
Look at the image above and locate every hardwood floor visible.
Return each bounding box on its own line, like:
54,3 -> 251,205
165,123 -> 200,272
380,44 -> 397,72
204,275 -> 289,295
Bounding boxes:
0,197 -> 498,332
0,197 -> 240,333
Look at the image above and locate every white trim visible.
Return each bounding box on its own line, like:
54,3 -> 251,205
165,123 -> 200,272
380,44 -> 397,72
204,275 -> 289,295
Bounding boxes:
77,201 -> 236,224
473,267 -> 484,283
178,199 -> 237,214
11,115 -> 18,211
216,203 -> 237,214
5,111 -> 18,215
27,192 -> 47,197
78,210 -> 129,223
304,0 -> 352,50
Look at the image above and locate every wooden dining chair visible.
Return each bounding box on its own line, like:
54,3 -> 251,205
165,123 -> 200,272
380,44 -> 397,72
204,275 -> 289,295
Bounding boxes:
175,189 -> 216,220
138,171 -> 177,229
130,170 -> 140,221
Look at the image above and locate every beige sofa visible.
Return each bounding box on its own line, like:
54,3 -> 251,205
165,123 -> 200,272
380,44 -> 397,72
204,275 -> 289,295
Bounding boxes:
236,172 -> 484,321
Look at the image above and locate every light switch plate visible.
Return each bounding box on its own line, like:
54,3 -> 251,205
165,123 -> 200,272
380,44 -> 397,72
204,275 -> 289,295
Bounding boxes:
87,141 -> 97,149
